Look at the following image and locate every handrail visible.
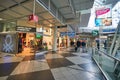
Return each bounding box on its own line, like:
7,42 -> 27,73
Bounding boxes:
93,47 -> 120,62
99,50 -> 120,62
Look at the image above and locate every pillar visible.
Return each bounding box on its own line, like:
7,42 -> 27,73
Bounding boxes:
52,26 -> 57,51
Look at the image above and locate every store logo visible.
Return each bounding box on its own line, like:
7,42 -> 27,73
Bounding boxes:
3,35 -> 13,52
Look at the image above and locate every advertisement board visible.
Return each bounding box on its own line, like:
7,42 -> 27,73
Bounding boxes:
95,4 -> 112,27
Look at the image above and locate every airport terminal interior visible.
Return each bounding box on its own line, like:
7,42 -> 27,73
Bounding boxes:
0,0 -> 120,80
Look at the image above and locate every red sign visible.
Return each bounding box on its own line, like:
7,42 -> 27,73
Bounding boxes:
29,14 -> 38,22
96,8 -> 110,16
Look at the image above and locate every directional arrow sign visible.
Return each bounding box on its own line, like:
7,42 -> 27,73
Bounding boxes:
92,30 -> 99,36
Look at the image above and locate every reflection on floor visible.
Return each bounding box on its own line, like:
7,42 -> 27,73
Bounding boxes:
0,48 -> 106,80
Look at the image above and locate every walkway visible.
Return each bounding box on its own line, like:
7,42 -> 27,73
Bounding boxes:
0,48 -> 106,80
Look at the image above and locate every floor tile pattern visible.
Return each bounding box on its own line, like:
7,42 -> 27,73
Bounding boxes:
0,48 -> 106,80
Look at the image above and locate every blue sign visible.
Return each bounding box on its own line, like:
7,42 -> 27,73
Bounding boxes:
60,32 -> 67,36
60,32 -> 75,37
102,29 -> 116,32
68,32 -> 75,38
95,18 -> 102,27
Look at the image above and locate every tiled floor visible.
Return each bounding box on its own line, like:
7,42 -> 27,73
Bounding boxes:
0,48 -> 106,80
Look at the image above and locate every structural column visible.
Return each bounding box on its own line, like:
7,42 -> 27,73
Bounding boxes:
52,26 -> 57,51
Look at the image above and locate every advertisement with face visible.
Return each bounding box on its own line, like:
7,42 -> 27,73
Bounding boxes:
95,4 -> 112,27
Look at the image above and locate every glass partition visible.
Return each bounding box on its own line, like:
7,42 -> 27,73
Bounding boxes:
92,47 -> 120,80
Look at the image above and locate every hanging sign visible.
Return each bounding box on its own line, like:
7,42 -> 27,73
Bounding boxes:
29,14 -> 38,22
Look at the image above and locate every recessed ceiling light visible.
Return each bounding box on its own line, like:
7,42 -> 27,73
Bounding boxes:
49,24 -> 52,27
0,18 -> 3,20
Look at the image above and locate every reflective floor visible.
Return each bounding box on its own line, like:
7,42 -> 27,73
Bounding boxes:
0,48 -> 106,80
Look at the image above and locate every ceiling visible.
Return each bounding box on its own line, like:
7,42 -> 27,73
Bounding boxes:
0,0 -> 62,27
0,0 -> 118,31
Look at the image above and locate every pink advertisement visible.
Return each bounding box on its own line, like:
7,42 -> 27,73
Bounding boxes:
95,4 -> 112,18
96,8 -> 110,16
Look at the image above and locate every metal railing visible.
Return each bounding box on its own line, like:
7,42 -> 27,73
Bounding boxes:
92,47 -> 120,80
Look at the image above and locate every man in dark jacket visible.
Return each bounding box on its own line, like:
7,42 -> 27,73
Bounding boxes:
76,40 -> 81,52
82,40 -> 86,53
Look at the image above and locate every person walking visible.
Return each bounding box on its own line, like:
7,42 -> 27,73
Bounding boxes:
82,40 -> 86,53
76,40 -> 81,52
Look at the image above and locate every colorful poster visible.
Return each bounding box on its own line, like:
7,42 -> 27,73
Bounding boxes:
95,4 -> 112,18
95,18 -> 112,27
95,4 -> 112,27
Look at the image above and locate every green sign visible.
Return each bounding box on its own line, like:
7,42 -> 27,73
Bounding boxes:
92,30 -> 99,36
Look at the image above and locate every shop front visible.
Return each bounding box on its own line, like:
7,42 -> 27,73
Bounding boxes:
42,27 -> 53,50
0,24 -> 38,54
16,26 -> 38,53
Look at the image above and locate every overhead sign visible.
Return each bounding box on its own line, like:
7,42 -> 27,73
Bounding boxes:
60,32 -> 75,37
102,28 -> 116,33
92,30 -> 99,36
16,26 -> 36,32
29,14 -> 38,22
68,32 -> 75,38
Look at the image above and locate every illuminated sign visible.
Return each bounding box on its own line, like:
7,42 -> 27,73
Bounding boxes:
16,26 -> 36,32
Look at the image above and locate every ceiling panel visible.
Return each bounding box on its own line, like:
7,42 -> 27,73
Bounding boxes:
11,6 -> 32,15
48,18 -> 58,23
14,0 -> 26,3
0,6 -> 4,11
55,23 -> 62,26
3,10 -> 21,18
64,14 -> 75,19
21,0 -> 47,14
42,20 -> 50,25
51,0 -> 69,8
39,12 -> 53,19
22,1 -> 33,11
0,12 -> 14,20
74,0 -> 94,11
59,7 -> 72,15
35,2 -> 47,13
0,0 -> 16,8
79,13 -> 90,27
73,0 -> 89,4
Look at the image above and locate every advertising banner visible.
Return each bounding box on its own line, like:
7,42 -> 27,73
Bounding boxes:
95,4 -> 112,27
95,4 -> 112,18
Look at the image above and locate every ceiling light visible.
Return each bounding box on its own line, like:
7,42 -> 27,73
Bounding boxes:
49,24 -> 52,27
0,18 -> 3,20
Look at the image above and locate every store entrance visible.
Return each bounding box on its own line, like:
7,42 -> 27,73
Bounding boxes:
18,32 -> 36,54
